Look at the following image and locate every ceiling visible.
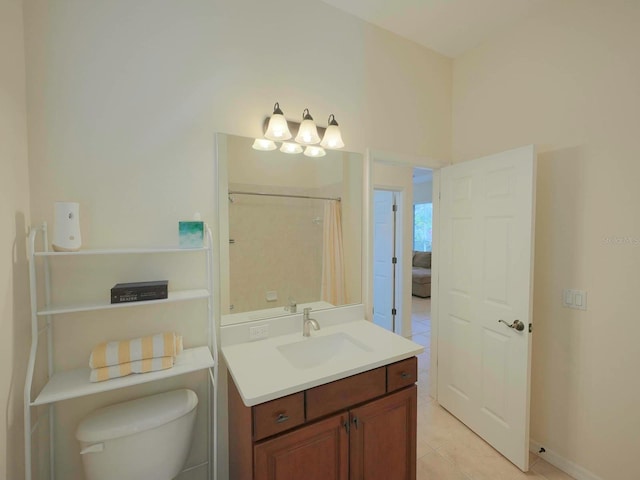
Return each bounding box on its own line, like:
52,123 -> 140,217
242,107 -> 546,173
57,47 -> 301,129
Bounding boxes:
321,0 -> 549,58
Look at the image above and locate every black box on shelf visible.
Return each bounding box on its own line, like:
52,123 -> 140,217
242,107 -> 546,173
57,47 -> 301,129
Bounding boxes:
110,280 -> 168,304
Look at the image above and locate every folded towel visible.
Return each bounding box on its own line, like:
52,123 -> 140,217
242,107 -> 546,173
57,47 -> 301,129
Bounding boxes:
90,356 -> 175,383
89,332 -> 183,369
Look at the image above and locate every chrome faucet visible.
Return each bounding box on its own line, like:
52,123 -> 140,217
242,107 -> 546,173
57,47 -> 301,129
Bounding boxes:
302,308 -> 320,337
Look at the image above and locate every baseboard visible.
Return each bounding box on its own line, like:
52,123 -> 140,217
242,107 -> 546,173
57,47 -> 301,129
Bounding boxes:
530,439 -> 603,480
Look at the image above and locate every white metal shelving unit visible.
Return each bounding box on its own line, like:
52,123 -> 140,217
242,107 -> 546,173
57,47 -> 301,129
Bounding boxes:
24,223 -> 218,480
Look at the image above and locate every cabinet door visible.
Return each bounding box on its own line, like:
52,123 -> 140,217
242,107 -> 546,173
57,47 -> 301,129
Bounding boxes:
254,412 -> 349,480
349,385 -> 417,480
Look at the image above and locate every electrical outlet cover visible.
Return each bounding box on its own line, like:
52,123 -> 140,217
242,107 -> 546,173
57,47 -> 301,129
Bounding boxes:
249,324 -> 269,340
266,290 -> 278,302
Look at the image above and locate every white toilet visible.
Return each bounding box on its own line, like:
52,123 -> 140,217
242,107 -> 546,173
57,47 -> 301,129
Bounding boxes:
75,389 -> 198,480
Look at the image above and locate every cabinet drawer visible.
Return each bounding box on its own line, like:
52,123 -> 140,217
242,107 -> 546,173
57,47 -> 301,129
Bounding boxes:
387,357 -> 417,392
253,392 -> 305,441
306,367 -> 386,421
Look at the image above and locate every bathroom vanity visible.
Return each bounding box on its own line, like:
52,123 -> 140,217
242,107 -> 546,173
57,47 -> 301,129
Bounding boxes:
216,133 -> 422,478
222,305 -> 423,480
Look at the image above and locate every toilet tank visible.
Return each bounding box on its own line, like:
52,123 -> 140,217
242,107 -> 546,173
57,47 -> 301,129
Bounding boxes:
76,389 -> 198,480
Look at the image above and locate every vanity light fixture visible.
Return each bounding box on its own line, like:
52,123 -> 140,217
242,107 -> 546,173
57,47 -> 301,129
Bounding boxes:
320,114 -> 345,149
280,142 -> 303,154
255,102 -> 345,154
252,138 -> 277,151
264,102 -> 292,141
295,108 -> 321,145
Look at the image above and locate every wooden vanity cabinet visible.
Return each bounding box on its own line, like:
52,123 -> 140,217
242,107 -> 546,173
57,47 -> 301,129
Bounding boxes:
254,412 -> 349,480
349,386 -> 416,480
228,357 -> 418,480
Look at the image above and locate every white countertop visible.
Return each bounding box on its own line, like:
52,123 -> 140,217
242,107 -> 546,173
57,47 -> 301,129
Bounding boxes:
222,309 -> 424,406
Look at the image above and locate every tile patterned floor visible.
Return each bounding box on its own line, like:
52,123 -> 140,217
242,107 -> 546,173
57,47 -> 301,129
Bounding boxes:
410,296 -> 576,480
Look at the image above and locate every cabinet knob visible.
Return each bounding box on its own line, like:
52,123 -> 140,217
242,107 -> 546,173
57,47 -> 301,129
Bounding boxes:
400,372 -> 412,379
275,413 -> 289,424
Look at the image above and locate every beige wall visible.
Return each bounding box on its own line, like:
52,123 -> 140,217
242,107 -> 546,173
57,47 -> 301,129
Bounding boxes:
0,1 -> 31,479
452,1 -> 640,479
228,189 -> 325,312
20,0 -> 452,478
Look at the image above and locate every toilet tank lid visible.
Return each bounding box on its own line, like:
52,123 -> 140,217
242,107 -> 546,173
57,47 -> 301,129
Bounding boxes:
76,389 -> 198,443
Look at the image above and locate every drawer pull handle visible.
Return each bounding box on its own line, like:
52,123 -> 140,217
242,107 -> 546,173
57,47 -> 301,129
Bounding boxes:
401,372 -> 412,379
275,413 -> 289,424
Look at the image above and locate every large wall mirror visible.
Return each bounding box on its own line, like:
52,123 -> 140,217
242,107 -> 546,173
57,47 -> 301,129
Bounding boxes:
216,133 -> 363,325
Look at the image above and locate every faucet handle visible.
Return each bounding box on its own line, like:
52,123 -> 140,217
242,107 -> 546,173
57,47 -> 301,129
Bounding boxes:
303,307 -> 312,318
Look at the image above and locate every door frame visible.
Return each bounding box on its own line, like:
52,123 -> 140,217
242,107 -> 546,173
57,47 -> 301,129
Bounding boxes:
364,149 -> 446,398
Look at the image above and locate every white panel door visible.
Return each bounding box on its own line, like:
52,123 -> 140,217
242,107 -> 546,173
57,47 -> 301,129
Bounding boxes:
373,190 -> 395,332
437,145 -> 536,471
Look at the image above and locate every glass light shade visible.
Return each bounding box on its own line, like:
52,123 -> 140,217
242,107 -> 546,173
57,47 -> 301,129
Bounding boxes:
320,124 -> 344,149
320,114 -> 345,149
295,108 -> 321,145
280,142 -> 303,154
264,102 -> 292,140
252,138 -> 277,151
303,145 -> 326,158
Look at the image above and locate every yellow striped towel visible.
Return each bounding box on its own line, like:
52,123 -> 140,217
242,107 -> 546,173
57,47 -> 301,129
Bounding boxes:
89,332 -> 183,369
90,356 -> 175,383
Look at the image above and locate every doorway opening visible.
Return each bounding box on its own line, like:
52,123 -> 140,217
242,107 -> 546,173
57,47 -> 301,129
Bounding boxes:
370,147 -> 538,476
411,167 -> 433,340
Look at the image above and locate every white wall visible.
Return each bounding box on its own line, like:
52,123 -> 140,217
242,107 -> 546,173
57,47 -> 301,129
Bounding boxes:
0,1 -> 30,479
21,1 -> 452,478
452,1 -> 640,479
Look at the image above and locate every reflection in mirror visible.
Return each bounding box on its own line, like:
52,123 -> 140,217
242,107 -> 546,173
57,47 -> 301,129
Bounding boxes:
217,133 -> 363,325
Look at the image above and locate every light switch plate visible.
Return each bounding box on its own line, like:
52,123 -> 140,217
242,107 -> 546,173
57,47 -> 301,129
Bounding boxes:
562,289 -> 587,310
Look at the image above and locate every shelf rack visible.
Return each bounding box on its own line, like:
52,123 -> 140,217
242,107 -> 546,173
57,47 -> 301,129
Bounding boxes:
24,223 -> 218,480
37,289 -> 210,316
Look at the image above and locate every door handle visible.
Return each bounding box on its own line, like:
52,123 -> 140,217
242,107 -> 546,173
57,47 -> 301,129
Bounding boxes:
498,319 -> 525,331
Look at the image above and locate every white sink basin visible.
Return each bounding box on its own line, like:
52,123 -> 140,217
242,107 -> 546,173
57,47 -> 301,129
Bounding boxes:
277,332 -> 373,369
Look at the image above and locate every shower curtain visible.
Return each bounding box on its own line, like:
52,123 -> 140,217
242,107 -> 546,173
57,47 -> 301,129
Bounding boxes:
321,200 -> 346,305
